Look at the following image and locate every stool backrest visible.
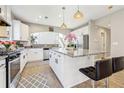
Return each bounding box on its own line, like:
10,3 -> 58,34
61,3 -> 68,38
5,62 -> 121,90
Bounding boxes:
112,56 -> 124,73
95,59 -> 113,80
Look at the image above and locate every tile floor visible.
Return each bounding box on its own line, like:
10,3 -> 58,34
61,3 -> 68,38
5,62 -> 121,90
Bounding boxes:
17,60 -> 124,88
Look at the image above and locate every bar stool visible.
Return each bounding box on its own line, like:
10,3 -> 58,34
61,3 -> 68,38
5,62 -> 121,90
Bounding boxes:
112,56 -> 124,73
79,59 -> 113,88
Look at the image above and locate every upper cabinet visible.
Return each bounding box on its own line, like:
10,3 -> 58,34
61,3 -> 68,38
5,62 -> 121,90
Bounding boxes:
0,5 -> 7,20
12,20 -> 29,41
6,6 -> 12,25
0,6 -> 12,38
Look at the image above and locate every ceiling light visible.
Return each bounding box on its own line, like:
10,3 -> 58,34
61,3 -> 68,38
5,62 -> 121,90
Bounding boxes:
60,7 -> 67,29
39,16 -> 42,19
59,14 -> 62,18
73,6 -> 84,20
61,23 -> 67,29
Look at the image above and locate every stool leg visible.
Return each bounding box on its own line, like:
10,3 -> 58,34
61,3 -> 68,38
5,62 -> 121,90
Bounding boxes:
91,80 -> 96,88
104,78 -> 109,88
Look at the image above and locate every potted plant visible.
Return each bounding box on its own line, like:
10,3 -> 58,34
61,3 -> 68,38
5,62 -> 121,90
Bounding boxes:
0,41 -> 16,51
65,32 -> 77,50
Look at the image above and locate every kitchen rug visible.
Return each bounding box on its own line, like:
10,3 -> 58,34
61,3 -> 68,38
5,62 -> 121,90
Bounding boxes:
17,73 -> 49,88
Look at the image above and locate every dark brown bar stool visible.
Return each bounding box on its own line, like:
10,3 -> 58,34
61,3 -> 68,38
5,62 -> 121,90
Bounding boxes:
112,56 -> 124,73
79,59 -> 113,88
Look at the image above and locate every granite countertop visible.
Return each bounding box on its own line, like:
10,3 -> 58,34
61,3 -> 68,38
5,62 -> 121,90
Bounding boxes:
0,56 -> 7,61
51,48 -> 110,57
25,44 -> 59,48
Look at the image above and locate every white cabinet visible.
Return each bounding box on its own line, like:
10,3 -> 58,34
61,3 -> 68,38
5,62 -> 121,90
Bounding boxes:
0,59 -> 6,88
49,49 -> 93,87
21,23 -> 29,41
6,6 -> 12,25
20,49 -> 28,73
49,50 -> 63,81
27,48 -> 43,62
0,5 -> 11,24
12,20 -> 21,40
0,5 -> 7,20
12,20 -> 29,41
0,6 -> 11,38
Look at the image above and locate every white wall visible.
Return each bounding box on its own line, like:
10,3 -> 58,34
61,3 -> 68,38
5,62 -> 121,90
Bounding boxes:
54,27 -> 71,35
89,21 -> 111,53
111,9 -> 124,57
73,26 -> 89,48
28,23 -> 71,34
29,23 -> 49,33
31,32 -> 58,44
95,9 -> 124,57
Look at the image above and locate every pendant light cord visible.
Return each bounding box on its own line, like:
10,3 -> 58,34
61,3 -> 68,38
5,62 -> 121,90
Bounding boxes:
62,7 -> 65,23
77,5 -> 79,11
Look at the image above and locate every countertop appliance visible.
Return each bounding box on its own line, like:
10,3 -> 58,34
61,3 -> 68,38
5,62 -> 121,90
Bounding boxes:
0,50 -> 21,88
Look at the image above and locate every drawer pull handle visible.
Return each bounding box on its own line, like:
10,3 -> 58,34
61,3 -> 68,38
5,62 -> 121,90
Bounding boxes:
0,64 -> 5,68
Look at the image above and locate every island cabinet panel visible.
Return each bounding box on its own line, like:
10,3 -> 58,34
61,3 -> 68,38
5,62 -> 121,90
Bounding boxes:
49,49 -> 94,88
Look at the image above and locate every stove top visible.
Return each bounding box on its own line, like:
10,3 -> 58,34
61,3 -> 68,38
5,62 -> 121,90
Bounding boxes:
0,51 -> 20,56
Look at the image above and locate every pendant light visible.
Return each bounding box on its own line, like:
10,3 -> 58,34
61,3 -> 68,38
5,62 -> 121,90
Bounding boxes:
60,7 -> 67,29
73,6 -> 84,20
107,5 -> 113,28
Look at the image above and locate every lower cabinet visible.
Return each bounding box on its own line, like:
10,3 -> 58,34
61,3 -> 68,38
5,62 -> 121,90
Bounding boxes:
49,50 -> 92,87
27,48 -> 43,62
20,48 -> 43,73
49,50 -> 63,81
0,59 -> 6,88
20,50 -> 28,73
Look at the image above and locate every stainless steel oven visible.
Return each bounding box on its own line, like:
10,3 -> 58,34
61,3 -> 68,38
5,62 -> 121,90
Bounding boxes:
6,52 -> 21,88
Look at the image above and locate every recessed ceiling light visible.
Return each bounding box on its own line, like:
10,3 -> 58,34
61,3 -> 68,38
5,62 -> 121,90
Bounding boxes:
39,16 -> 42,19
59,14 -> 62,18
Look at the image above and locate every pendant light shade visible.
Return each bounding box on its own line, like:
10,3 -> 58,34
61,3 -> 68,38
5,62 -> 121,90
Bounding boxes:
73,6 -> 84,20
61,22 -> 67,29
60,7 -> 67,29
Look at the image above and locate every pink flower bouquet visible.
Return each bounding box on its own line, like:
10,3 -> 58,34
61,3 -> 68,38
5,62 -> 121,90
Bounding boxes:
0,41 -> 16,51
65,32 -> 77,48
65,32 -> 77,42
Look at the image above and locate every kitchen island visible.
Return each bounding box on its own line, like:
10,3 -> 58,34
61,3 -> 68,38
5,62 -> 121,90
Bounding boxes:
49,48 -> 109,88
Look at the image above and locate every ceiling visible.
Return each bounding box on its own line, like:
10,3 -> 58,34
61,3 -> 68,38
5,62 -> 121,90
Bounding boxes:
11,5 -> 124,29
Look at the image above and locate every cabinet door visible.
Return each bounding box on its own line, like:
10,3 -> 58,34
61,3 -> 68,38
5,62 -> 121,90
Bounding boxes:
20,52 -> 25,73
27,49 -> 43,62
6,6 -> 12,25
20,50 -> 28,73
12,20 -> 21,40
0,60 -> 6,88
0,5 -> 7,20
21,23 -> 29,41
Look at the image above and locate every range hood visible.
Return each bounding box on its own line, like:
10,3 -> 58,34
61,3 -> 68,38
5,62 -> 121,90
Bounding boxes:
0,17 -> 11,26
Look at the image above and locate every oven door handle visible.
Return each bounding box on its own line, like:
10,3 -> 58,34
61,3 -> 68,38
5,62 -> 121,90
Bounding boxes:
0,64 -> 5,68
9,58 -> 20,63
